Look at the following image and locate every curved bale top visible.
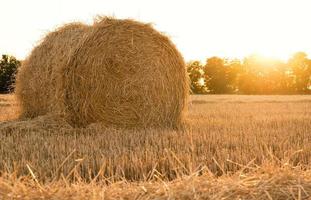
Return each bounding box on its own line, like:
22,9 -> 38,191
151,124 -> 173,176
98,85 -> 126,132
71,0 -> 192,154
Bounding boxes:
63,18 -> 189,128
16,23 -> 89,118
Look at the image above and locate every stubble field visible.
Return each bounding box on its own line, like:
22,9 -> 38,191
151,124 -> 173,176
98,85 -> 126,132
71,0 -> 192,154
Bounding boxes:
0,94 -> 311,199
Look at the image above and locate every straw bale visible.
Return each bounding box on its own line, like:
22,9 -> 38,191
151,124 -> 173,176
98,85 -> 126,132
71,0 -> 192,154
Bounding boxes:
63,18 -> 189,128
15,23 -> 88,118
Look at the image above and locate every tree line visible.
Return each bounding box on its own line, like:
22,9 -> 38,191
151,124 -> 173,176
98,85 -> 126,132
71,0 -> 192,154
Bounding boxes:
188,52 -> 311,94
0,55 -> 20,93
0,52 -> 311,94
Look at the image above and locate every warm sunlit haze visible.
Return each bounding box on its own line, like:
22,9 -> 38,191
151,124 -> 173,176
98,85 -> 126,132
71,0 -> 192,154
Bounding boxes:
1,0 -> 311,62
1,1 -> 311,199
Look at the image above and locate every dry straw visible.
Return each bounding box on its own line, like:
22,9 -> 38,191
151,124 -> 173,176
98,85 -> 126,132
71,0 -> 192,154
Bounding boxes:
14,17 -> 188,128
62,17 -> 189,128
1,164 -> 311,200
15,23 -> 89,118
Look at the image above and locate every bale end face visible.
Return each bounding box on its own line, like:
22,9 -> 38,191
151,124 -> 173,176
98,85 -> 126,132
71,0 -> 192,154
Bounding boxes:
15,23 -> 89,119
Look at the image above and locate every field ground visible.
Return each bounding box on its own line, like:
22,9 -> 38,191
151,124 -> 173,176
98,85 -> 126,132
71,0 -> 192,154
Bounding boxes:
0,94 -> 19,121
1,94 -> 311,199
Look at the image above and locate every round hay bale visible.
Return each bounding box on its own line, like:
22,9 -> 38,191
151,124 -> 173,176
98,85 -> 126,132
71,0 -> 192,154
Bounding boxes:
16,23 -> 89,118
63,17 -> 189,128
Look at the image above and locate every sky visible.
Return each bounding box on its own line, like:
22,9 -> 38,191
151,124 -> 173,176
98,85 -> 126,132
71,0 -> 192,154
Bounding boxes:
1,0 -> 311,62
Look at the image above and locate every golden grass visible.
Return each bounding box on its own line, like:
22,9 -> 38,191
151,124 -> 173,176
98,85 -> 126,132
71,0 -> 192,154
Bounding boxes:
1,163 -> 311,200
0,94 -> 19,121
1,94 -> 311,199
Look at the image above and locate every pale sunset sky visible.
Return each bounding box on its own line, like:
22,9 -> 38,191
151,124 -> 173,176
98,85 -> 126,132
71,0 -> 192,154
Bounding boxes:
1,0 -> 311,61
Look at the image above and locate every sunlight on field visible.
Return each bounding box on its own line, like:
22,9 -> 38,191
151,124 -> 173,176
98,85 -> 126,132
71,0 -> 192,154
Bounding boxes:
1,94 -> 311,199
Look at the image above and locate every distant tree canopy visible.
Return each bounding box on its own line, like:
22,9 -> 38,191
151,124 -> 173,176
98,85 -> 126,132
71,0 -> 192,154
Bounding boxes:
204,57 -> 241,94
187,52 -> 311,94
0,55 -> 20,93
187,61 -> 206,94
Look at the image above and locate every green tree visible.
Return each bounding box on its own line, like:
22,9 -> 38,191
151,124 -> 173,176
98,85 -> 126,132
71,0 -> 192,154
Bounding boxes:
238,55 -> 293,94
272,62 -> 295,94
204,57 -> 238,94
288,52 -> 311,93
0,55 -> 20,93
226,59 -> 243,93
187,61 -> 206,94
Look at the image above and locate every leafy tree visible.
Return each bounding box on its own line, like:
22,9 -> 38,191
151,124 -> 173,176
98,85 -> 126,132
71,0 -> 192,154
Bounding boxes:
288,52 -> 311,93
272,63 -> 295,94
204,57 -> 238,94
187,61 -> 207,94
226,59 -> 243,93
238,55 -> 294,94
237,71 -> 259,94
0,55 -> 20,93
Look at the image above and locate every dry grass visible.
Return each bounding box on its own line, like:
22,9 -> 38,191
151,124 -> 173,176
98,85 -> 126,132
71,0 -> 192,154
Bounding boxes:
1,163 -> 311,200
0,94 -> 19,121
1,94 -> 311,199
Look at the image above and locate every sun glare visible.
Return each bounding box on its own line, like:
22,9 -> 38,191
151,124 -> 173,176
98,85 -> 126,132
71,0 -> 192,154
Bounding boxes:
174,0 -> 311,62
1,0 -> 311,61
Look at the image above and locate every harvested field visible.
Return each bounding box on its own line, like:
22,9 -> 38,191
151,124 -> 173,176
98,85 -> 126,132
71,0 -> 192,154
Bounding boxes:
1,94 -> 311,199
0,94 -> 18,122
1,163 -> 311,200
